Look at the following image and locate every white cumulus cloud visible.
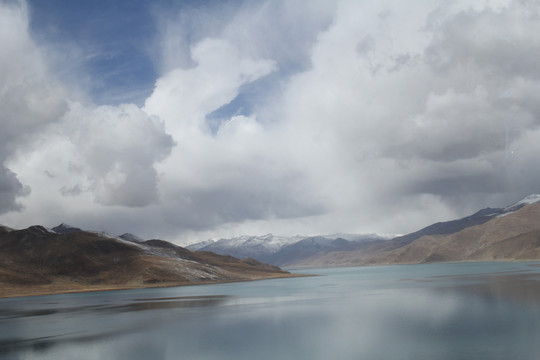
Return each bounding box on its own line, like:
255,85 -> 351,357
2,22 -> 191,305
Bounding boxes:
3,0 -> 540,243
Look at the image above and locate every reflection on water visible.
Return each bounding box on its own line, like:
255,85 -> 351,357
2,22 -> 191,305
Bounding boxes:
2,262 -> 540,359
426,272 -> 540,310
0,294 -> 231,357
0,295 -> 230,319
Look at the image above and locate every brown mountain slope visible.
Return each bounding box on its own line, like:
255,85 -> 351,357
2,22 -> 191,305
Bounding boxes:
287,203 -> 540,267
0,226 -> 296,298
383,202 -> 540,264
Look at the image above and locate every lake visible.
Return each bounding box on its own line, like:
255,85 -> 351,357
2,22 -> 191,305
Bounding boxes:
2,262 -> 540,359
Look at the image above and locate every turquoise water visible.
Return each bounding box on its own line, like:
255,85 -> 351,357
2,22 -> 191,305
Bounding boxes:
2,262 -> 540,359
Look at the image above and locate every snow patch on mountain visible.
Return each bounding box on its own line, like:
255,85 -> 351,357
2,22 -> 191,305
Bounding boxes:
507,194 -> 540,208
0,224 -> 13,232
186,239 -> 216,251
498,194 -> 540,218
188,232 -> 393,253
188,234 -> 305,254
319,233 -> 396,241
26,225 -> 55,235
187,232 -> 394,265
119,233 -> 145,243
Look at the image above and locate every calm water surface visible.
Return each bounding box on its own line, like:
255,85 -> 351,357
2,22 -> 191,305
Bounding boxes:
2,262 -> 540,359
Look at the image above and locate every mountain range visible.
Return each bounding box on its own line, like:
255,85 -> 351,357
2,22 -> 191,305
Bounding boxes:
0,225 -> 296,298
2,194 -> 539,297
188,195 -> 540,267
186,233 -> 392,266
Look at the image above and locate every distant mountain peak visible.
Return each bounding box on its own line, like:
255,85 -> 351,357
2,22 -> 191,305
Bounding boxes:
509,194 -> 540,208
27,225 -> 54,235
499,194 -> 540,217
187,232 -> 392,266
52,223 -> 82,234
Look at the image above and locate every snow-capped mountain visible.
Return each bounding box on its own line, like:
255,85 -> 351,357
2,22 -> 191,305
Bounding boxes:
498,194 -> 540,217
187,194 -> 540,266
0,224 -> 13,233
118,233 -> 145,243
318,233 -> 396,241
187,233 -> 392,265
509,194 -> 540,207
187,234 -> 305,261
280,193 -> 540,267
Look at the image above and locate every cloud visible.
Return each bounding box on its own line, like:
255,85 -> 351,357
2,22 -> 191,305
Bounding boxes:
0,0 -> 67,213
380,0 -> 540,208
144,37 -> 324,232
3,0 -> 540,242
154,0 -> 335,75
230,0 -> 540,233
0,2 -> 173,215
145,38 -> 277,131
0,165 -> 29,213
426,1 -> 540,79
60,103 -> 174,207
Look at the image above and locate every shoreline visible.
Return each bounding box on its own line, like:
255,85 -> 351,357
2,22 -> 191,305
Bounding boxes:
0,273 -> 312,299
285,258 -> 540,270
5,259 -> 540,299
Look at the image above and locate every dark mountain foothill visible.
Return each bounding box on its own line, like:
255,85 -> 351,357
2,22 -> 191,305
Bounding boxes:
2,195 -> 539,297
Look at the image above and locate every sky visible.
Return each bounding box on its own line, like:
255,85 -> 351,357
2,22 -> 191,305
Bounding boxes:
1,0 -> 540,244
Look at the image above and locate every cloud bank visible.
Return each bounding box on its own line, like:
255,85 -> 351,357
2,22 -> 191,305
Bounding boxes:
2,0 -> 540,243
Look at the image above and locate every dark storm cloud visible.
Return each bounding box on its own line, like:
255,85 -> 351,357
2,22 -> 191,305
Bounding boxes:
0,166 -> 29,214
163,174 -> 327,231
426,2 -> 540,80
